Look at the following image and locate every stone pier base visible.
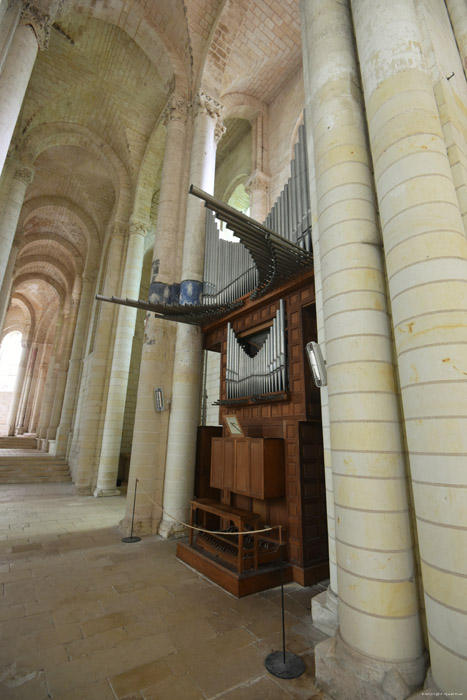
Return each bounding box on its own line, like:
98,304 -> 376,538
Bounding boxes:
315,634 -> 428,700
311,586 -> 338,636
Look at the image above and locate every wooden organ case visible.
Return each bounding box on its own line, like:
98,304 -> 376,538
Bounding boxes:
176,125 -> 329,596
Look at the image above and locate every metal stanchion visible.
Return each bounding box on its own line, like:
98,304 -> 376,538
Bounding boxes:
264,558 -> 305,679
121,478 -> 141,543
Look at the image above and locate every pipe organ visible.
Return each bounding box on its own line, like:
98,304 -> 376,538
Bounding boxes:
226,300 -> 286,398
177,120 -> 329,597
201,123 -> 311,306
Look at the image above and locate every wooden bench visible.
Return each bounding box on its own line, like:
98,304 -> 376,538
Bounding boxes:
189,498 -> 261,573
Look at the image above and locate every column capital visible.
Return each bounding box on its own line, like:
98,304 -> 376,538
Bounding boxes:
13,163 -> 34,185
214,120 -> 226,143
245,169 -> 270,195
194,91 -> 224,121
128,218 -> 150,238
20,2 -> 53,51
163,94 -> 189,125
110,220 -> 127,238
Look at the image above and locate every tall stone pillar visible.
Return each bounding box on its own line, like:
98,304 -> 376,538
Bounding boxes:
245,170 -> 269,224
6,339 -> 30,435
29,344 -> 50,434
93,220 -> 147,497
158,92 -> 224,538
0,163 -> 33,290
300,46 -> 338,630
73,223 -> 126,494
245,110 -> 270,222
16,343 -> 37,434
0,3 -> 50,177
0,237 -> 21,338
301,2 -> 426,698
36,311 -> 65,441
446,0 -> 467,81
47,277 -> 82,442
352,0 -> 467,694
122,94 -> 189,535
55,271 -> 96,457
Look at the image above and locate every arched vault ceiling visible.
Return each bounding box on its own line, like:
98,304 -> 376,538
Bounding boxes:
18,15 -> 167,179
27,146 -> 115,239
23,208 -> 88,268
214,0 -> 302,103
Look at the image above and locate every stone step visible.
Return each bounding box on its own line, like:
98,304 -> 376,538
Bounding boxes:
0,454 -> 71,483
0,475 -> 72,483
0,437 -> 38,449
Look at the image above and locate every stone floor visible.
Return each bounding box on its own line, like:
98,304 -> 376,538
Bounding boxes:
0,483 -> 331,700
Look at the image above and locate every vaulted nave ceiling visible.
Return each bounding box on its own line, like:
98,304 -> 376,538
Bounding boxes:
6,0 -> 303,345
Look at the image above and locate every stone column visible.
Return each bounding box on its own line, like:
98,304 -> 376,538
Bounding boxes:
245,110 -> 270,222
352,0 -> 467,694
158,91 -> 224,538
6,338 -> 30,435
29,345 -> 50,434
73,223 -> 126,494
301,25 -> 338,631
93,220 -> 147,497
301,2 -> 426,698
0,163 -> 33,290
16,342 -> 37,433
0,3 -> 50,177
122,94 -> 189,535
0,237 -> 21,337
47,277 -> 82,442
36,314 -> 63,441
55,271 -> 96,457
446,0 -> 467,81
245,170 -> 270,224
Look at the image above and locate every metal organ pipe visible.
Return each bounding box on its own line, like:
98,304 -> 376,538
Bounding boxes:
225,302 -> 287,399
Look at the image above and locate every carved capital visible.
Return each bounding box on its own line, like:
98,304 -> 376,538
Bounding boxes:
20,2 -> 53,50
163,94 -> 189,125
214,120 -> 226,143
13,164 -> 34,185
194,91 -> 223,121
128,219 -> 149,237
111,221 -> 126,238
245,170 -> 270,195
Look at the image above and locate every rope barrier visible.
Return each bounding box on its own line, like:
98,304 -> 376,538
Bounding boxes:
135,479 -> 282,538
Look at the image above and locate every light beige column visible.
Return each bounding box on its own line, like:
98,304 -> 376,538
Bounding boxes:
29,344 -> 50,434
55,271 -> 96,457
301,23 -> 338,630
0,3 -> 50,177
47,278 -> 82,442
245,170 -> 270,224
16,343 -> 37,433
6,338 -> 30,435
122,94 -> 189,535
446,0 -> 467,81
158,91 -> 224,538
0,236 -> 21,337
302,2 -> 426,698
0,163 -> 33,289
352,0 -> 467,694
73,223 -> 126,494
245,110 -> 270,222
36,314 -> 63,441
93,220 -> 147,497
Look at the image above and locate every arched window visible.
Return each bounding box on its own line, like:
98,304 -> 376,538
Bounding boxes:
0,332 -> 23,391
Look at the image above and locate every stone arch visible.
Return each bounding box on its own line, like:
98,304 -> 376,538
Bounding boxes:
13,273 -> 65,304
58,0 -> 190,98
18,123 -> 131,224
15,255 -> 74,293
